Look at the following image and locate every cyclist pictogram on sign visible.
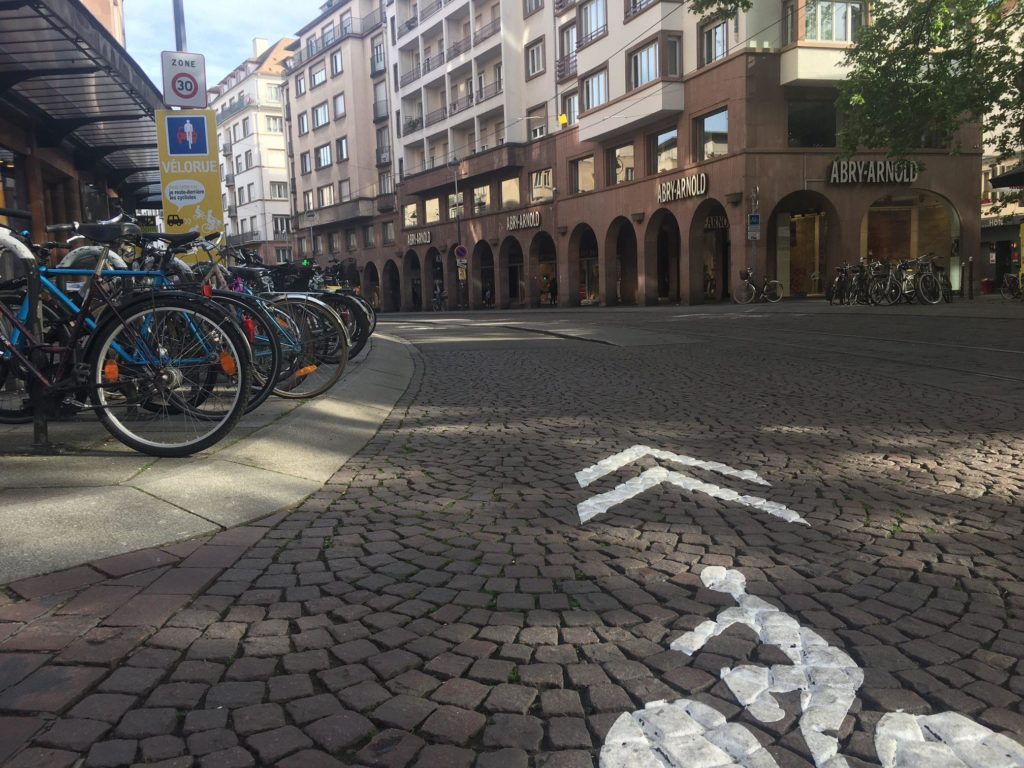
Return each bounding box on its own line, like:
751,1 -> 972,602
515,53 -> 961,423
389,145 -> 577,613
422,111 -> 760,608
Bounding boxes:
164,115 -> 208,156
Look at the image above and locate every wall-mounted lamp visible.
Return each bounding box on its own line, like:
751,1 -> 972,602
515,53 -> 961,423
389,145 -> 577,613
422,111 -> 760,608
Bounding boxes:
725,192 -> 743,206
557,225 -> 568,235
631,212 -> 644,223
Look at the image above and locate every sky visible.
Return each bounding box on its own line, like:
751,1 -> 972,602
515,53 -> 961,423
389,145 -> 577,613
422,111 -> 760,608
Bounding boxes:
125,0 -> 322,91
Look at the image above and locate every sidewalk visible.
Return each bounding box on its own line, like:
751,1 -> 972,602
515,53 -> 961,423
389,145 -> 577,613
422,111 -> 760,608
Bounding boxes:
0,334 -> 415,585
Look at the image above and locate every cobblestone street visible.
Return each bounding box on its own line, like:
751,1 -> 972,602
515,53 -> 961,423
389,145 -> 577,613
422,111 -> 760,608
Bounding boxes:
2,302 -> 1023,768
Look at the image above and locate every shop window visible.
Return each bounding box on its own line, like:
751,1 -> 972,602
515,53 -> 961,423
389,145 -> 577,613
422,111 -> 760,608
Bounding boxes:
700,19 -> 727,66
570,156 -> 595,194
403,203 -> 418,227
448,191 -> 464,220
530,168 -> 553,202
787,99 -> 836,147
609,144 -> 635,184
501,178 -> 520,208
473,185 -> 490,213
649,129 -> 677,173
425,198 -> 441,223
630,41 -> 659,89
805,1 -> 865,42
697,110 -> 728,160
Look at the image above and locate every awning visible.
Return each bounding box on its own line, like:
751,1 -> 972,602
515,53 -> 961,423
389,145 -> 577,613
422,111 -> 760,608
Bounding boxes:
0,0 -> 166,208
991,163 -> 1024,189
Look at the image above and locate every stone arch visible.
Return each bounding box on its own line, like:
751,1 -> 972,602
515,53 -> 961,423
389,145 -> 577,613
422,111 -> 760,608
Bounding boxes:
402,250 -> 422,311
643,208 -> 682,305
767,190 -> 842,296
362,261 -> 381,310
603,217 -> 638,306
499,236 -> 525,308
528,231 -> 557,307
471,240 -> 495,309
568,223 -> 599,307
687,199 -> 730,303
382,259 -> 401,312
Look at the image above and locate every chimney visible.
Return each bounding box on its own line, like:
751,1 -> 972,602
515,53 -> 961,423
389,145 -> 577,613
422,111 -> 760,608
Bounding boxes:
252,38 -> 269,57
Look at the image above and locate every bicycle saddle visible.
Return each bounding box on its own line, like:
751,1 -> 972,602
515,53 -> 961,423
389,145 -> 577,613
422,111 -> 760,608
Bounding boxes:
77,222 -> 142,244
228,265 -> 269,279
140,231 -> 200,246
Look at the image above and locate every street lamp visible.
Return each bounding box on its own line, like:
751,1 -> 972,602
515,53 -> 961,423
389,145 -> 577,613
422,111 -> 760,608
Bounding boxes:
304,209 -> 316,265
447,157 -> 465,308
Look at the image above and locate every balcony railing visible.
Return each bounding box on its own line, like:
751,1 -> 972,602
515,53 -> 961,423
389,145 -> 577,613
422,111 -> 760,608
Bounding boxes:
449,93 -> 474,114
420,0 -> 442,19
403,115 -> 423,134
370,53 -> 386,77
423,51 -> 445,74
447,34 -> 471,59
425,105 -> 448,126
224,173 -> 235,187
624,0 -> 655,17
400,64 -> 421,87
285,10 -> 384,69
216,95 -> 255,124
578,24 -> 608,49
376,145 -> 392,165
476,80 -> 502,103
222,142 -> 232,156
377,193 -> 396,212
399,15 -> 419,34
474,19 -> 500,44
373,100 -> 389,120
227,205 -> 237,218
554,0 -> 577,10
227,230 -> 262,246
313,197 -> 377,225
556,52 -> 577,80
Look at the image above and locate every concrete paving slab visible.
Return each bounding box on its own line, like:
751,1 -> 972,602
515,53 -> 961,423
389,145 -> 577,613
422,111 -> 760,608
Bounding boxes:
0,487 -> 215,585
0,455 -> 152,490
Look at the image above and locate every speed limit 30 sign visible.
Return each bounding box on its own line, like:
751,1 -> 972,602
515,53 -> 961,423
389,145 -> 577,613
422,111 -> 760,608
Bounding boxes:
161,51 -> 207,108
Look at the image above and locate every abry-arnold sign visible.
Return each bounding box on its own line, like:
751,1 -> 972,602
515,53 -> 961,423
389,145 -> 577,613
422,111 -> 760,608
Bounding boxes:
656,173 -> 708,203
829,160 -> 919,184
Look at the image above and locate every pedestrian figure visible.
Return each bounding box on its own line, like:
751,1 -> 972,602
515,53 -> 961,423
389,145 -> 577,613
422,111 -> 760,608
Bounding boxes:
549,277 -> 558,305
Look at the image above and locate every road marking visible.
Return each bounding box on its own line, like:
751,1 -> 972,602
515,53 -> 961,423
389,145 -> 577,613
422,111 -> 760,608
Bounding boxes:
575,446 -> 808,526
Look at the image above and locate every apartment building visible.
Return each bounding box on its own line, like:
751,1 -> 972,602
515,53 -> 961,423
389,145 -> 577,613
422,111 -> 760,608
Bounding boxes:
981,158 -> 1023,288
284,0 -> 390,268
286,0 -> 981,311
209,38 -> 295,264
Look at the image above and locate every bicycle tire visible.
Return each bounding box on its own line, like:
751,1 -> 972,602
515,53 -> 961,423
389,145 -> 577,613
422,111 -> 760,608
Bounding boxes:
917,273 -> 941,305
0,300 -> 73,423
1000,277 -> 1017,300
210,291 -> 283,413
764,281 -> 783,303
733,282 -> 755,304
86,296 -> 250,457
317,292 -> 371,359
268,295 -> 348,399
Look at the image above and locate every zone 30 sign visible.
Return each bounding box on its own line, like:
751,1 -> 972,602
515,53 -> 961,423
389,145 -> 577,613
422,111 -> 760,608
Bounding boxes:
161,51 -> 208,109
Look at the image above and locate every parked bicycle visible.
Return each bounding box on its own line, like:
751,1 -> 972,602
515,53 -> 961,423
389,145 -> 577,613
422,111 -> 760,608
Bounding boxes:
1001,263 -> 1024,299
732,267 -> 782,304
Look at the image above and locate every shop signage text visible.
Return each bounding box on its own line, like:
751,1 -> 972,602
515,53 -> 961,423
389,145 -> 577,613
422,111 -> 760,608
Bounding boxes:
704,215 -> 729,230
407,231 -> 432,246
828,160 -> 919,185
656,173 -> 708,204
507,211 -> 541,231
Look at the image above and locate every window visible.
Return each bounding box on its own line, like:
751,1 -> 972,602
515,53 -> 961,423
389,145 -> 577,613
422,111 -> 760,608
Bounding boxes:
267,116 -> 283,133
447,191 -> 463,220
782,1 -> 797,45
237,186 -> 246,205
379,171 -> 393,194
336,136 -> 349,161
270,181 -> 289,199
303,190 -> 314,210
383,221 -> 395,244
334,92 -> 346,118
425,198 -> 441,224
331,51 -> 343,75
582,70 -> 608,111
341,11 -> 353,34
295,73 -> 306,95
247,182 -> 255,201
363,226 -> 376,247
403,203 -> 418,227
232,124 -> 240,142
339,179 -> 351,202
249,215 -> 257,232
528,106 -> 547,139
525,0 -> 542,14
630,41 -> 659,88
318,183 -> 335,207
297,237 -> 306,256
347,230 -> 358,251
530,168 -> 553,202
300,152 -> 311,174
571,156 -> 595,193
312,102 -> 329,128
579,0 -> 607,45
473,185 -> 490,213
610,144 -> 635,184
273,215 -> 291,234
235,155 -> 243,173
651,128 -> 677,172
242,117 -> 251,136
245,149 -> 253,169
788,98 -> 837,147
666,36 -> 681,76
562,92 -> 579,126
267,85 -> 282,102
805,1 -> 865,42
560,25 -> 577,59
501,178 -> 520,208
315,144 -> 332,169
527,41 -> 545,77
313,234 -> 323,255
329,232 -> 341,253
701,20 -> 727,65
698,110 -> 728,159
311,64 -> 327,87
275,247 -> 291,263
297,112 -> 309,134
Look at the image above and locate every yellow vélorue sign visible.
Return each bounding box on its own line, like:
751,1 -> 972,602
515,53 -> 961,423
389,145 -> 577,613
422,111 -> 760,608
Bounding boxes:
156,109 -> 223,235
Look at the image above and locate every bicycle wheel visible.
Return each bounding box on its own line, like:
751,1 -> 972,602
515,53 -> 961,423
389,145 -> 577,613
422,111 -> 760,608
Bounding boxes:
86,297 -> 250,457
1000,277 -> 1017,300
210,291 -> 282,413
269,296 -> 348,399
0,300 -> 74,423
917,273 -> 941,305
764,280 -> 783,303
733,282 -> 755,304
317,292 -> 370,359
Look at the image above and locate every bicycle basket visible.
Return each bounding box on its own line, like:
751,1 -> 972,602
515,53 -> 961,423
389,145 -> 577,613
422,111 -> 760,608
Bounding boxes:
739,269 -> 749,281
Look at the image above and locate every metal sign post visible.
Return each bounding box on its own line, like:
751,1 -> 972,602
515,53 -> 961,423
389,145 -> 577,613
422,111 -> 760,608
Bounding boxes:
748,185 -> 760,276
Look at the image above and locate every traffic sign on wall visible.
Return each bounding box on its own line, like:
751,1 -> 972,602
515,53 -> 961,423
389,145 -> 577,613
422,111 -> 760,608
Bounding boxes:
161,51 -> 208,108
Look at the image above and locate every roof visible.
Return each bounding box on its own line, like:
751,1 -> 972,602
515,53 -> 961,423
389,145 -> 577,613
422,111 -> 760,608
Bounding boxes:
0,0 -> 166,209
991,163 -> 1024,189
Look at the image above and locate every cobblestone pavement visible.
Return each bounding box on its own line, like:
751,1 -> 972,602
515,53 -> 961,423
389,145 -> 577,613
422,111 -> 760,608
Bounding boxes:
2,303 -> 1023,768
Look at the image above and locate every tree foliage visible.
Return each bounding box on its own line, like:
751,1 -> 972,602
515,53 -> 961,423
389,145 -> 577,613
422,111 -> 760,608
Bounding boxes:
838,0 -> 1023,162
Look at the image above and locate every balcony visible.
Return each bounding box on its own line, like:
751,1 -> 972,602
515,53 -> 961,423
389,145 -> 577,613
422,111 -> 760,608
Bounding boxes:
314,197 -> 376,225
578,24 -> 608,49
554,0 -> 577,11
377,193 -> 396,212
373,100 -> 389,121
370,53 -> 386,77
400,64 -> 421,87
216,95 -> 255,124
476,80 -> 502,103
284,10 -> 384,70
779,44 -> 850,86
224,173 -> 236,187
227,230 -> 262,246
624,0 -> 655,19
425,105 -> 448,127
402,143 -> 526,194
228,205 -> 238,218
403,115 -> 424,134
556,52 -> 577,81
449,93 -> 474,115
222,142 -> 232,156
420,0 -> 442,19
376,145 -> 392,165
474,19 -> 500,44
423,51 -> 445,75
398,15 -> 419,34
578,79 -> 683,142
447,34 -> 471,60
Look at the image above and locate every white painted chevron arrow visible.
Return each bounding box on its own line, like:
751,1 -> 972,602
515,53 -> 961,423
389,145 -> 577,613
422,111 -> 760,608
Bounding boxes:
575,445 -> 809,526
